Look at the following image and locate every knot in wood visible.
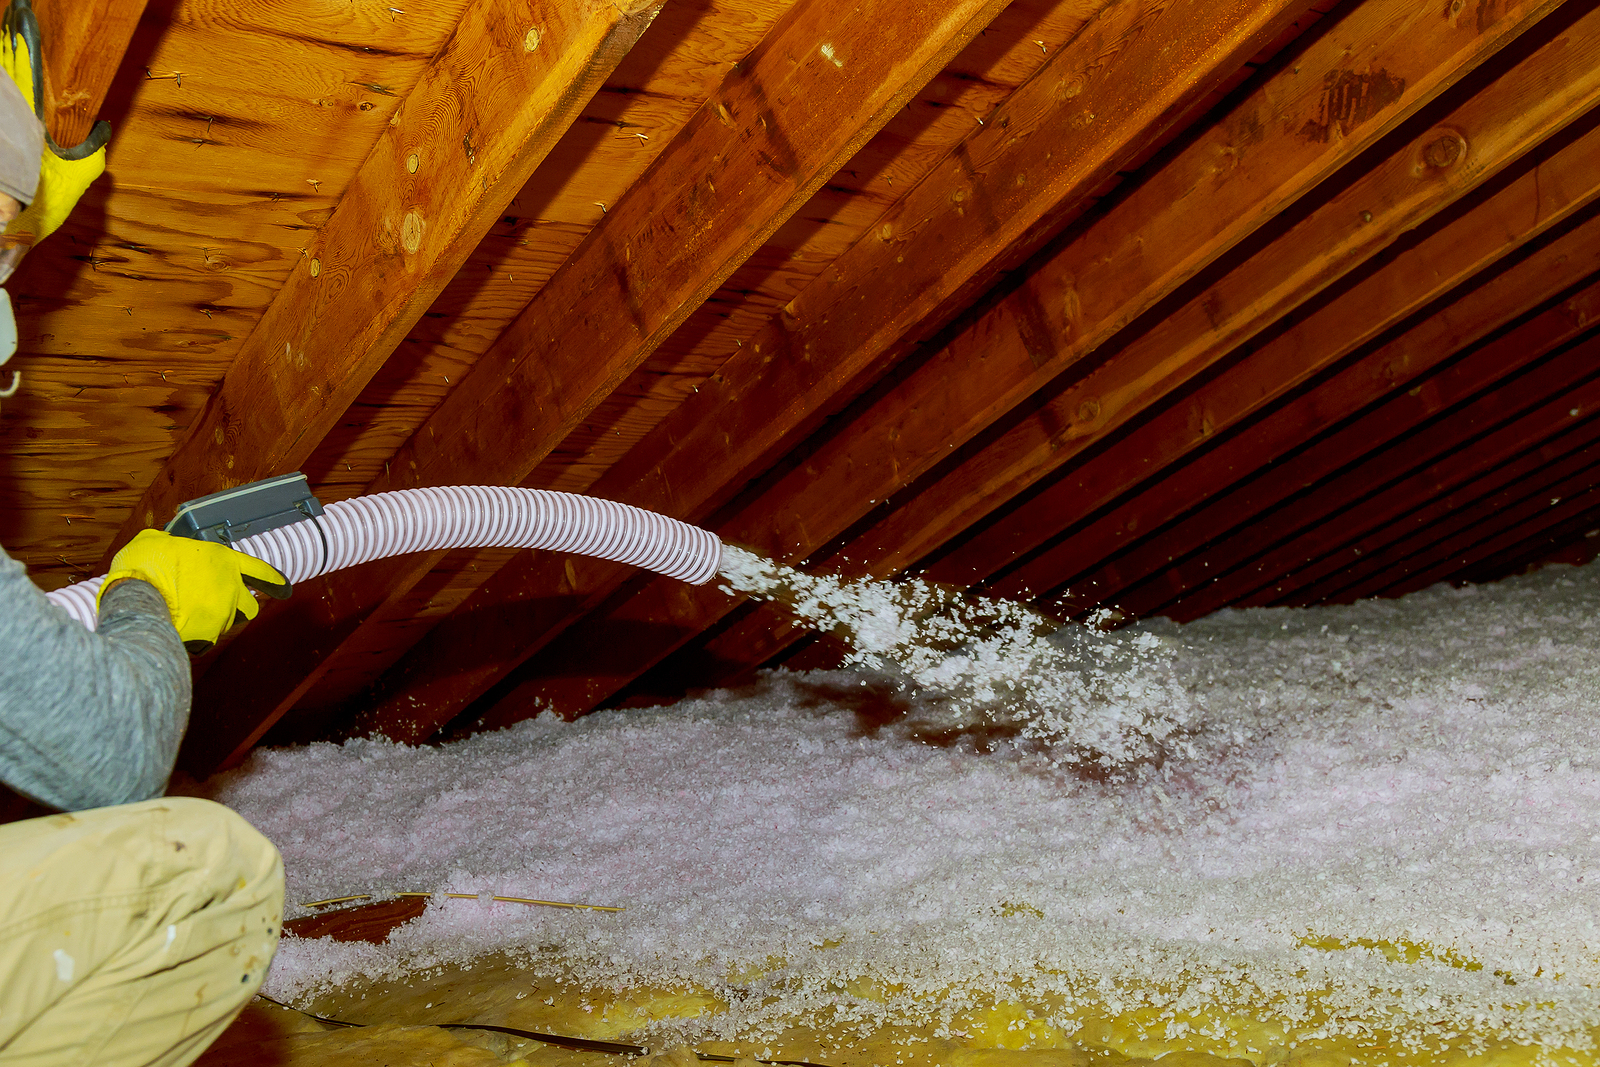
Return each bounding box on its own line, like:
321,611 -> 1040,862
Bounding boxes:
401,210 -> 425,254
1420,129 -> 1465,171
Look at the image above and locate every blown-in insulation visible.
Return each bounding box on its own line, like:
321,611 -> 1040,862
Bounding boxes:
201,557 -> 1600,1062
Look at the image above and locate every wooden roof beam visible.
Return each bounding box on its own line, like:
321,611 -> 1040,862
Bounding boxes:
1304,421 -> 1600,603
1146,342 -> 1600,621
1048,259 -> 1600,616
976,117 -> 1600,608
1355,455 -> 1600,596
849,0 -> 1600,582
1450,497 -> 1600,589
32,0 -> 148,148
110,0 -> 665,555
457,0 -> 1569,729
362,0 -> 1013,499
177,0 -> 1013,771
350,0 -> 1330,740
1235,287 -> 1600,607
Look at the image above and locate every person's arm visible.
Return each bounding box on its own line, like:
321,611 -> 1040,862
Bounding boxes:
0,546 -> 190,811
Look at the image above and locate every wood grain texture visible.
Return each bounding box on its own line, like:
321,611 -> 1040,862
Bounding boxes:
1053,274 -> 1600,616
603,0 -> 1327,544
520,0 -> 1108,498
32,0 -> 149,147
265,0 -> 1037,719
113,0 -> 665,558
283,896 -> 429,944
502,295 -> 1600,707
0,0 -> 466,583
301,0 -> 807,504
850,0 -> 1600,581
990,211 -> 1600,611
291,0 -> 1112,737
457,0 -> 1571,726
349,0 -> 1322,739
179,0 -> 1013,771
732,0 -> 1564,585
948,93 -> 1600,599
371,0 -> 1014,499
1150,344 -> 1600,621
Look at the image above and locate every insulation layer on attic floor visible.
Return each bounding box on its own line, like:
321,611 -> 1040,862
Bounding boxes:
189,557 -> 1600,1065
196,959 -> 1589,1067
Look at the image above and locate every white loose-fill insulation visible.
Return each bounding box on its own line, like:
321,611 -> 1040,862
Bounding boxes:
204,558 -> 1600,1053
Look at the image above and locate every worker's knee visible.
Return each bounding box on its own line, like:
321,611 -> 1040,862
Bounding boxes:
153,796 -> 284,897
0,797 -> 284,1065
0,794 -> 284,919
141,797 -> 286,982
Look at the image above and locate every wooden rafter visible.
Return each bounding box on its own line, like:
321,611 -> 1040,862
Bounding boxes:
853,0 -> 1600,582
110,0 -> 665,552
1042,205 -> 1600,618
178,0 -> 1013,772
960,110 -> 1600,601
465,0 -> 1572,728
1154,343 -> 1600,621
1448,492 -> 1600,589
1304,420 -> 1600,603
347,0 -> 1326,742
32,0 -> 148,148
1010,247 -> 1600,615
242,0 -> 816,723
367,0 -> 1011,499
677,305 -> 1600,686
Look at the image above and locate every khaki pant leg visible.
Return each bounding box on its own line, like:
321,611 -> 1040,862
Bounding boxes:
0,797 -> 284,1067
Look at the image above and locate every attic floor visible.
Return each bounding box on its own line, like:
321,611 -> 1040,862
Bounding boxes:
193,952 -> 1583,1067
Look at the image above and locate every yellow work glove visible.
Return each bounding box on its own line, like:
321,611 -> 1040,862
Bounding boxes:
6,140 -> 101,244
0,24 -> 104,248
98,530 -> 292,654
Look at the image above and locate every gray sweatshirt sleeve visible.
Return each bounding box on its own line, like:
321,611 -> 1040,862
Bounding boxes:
0,545 -> 191,811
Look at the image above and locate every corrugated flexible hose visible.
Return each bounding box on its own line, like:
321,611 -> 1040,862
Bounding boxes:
45,486 -> 724,631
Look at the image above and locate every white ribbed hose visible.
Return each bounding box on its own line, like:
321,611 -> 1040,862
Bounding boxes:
45,486 -> 724,631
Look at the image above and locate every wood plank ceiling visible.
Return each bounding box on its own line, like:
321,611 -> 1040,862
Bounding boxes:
2,0 -> 1597,773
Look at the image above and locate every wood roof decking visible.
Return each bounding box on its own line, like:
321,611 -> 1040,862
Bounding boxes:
113,0 -> 670,542
180,0 -> 1022,769
461,0 -> 1587,729
333,0 -> 1329,745
0,0 -> 1594,768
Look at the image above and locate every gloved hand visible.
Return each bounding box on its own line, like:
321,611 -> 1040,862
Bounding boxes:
0,24 -> 104,250
4,137 -> 102,246
97,530 -> 292,653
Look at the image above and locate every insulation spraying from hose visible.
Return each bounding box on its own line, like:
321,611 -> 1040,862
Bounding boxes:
716,545 -> 1198,770
46,486 -> 724,630
45,482 -> 1188,767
